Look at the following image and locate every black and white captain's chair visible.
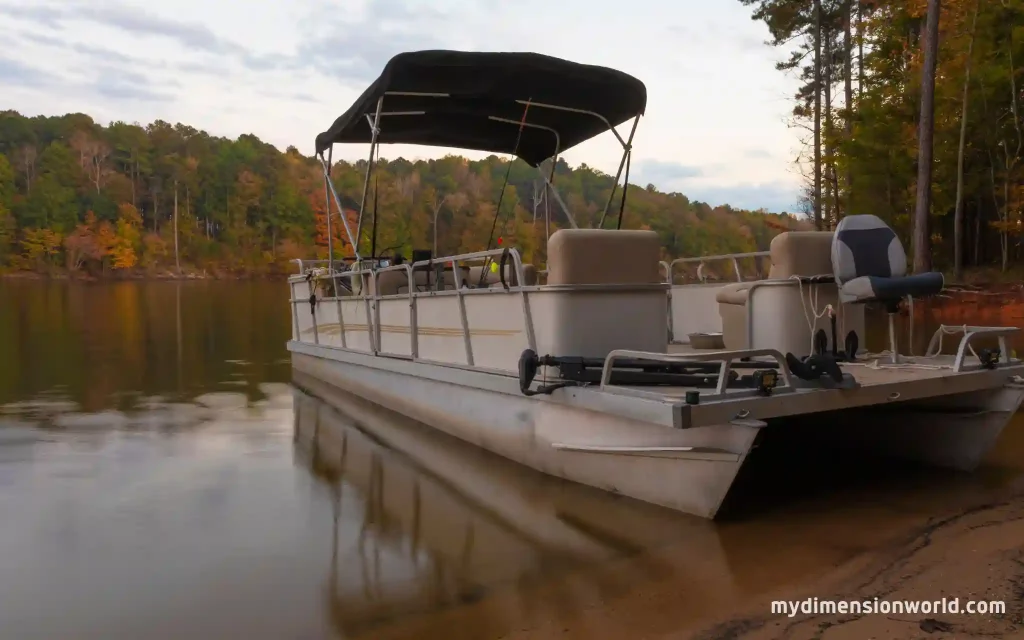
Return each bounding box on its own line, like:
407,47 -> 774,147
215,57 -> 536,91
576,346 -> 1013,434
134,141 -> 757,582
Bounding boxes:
831,214 -> 945,363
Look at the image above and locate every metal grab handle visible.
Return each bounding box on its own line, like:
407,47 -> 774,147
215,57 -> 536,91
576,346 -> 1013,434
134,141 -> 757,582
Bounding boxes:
599,348 -> 796,394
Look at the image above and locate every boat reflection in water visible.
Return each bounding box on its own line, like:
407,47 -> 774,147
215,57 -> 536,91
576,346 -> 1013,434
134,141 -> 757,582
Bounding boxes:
291,372 -> 737,639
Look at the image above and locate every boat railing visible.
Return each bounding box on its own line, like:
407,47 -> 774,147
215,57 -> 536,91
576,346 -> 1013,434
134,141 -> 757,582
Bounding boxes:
291,258 -> 334,274
667,251 -> 770,284
925,325 -> 1019,372
293,246 -> 537,366
408,247 -> 530,291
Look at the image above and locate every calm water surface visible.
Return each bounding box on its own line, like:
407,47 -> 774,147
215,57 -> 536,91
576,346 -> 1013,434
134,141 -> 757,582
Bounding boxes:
1,279 -> 1023,640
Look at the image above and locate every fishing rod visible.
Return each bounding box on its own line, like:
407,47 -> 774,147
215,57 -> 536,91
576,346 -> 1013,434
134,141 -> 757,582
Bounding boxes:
478,99 -> 531,288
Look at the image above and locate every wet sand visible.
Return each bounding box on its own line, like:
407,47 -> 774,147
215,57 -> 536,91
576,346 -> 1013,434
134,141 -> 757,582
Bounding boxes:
681,495 -> 1024,639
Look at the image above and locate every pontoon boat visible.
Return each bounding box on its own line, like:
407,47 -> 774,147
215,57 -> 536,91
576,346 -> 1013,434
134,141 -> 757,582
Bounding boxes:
288,49 -> 1024,519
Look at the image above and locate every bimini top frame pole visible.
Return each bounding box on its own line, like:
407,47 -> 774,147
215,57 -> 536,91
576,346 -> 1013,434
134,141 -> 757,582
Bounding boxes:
312,49 -> 647,243
318,149 -> 361,265
353,97 -> 384,257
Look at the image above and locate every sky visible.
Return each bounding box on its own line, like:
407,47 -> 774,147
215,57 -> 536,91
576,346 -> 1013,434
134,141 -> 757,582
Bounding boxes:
0,0 -> 805,212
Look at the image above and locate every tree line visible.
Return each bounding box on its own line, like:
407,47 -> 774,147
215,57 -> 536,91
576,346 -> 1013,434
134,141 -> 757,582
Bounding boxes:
0,110 -> 799,279
740,0 -> 1024,277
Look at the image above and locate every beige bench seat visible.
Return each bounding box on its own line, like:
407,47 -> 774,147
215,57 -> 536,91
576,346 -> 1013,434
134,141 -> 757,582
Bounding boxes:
716,231 -> 834,349
547,228 -> 661,285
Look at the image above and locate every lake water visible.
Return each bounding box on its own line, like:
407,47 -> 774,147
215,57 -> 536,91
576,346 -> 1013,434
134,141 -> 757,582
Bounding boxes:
1,279 -> 1023,639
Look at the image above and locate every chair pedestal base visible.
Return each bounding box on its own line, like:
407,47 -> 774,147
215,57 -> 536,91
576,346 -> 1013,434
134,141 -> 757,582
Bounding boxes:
887,312 -> 900,364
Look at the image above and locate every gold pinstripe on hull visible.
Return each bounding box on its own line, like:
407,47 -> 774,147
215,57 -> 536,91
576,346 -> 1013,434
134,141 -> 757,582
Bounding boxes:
301,322 -> 521,337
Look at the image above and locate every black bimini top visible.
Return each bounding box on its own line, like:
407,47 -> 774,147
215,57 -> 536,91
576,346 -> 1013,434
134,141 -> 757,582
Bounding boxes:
313,50 -> 647,167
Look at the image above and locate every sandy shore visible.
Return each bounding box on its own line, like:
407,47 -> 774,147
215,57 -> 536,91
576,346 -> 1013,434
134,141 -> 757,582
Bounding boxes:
678,492 -> 1024,640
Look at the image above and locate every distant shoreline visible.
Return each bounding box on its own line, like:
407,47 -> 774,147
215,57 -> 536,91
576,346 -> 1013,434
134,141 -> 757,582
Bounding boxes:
0,270 -> 287,282
2,269 -> 1023,293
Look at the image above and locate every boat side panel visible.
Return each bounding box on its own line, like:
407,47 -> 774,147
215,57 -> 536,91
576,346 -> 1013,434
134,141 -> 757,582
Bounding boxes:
411,295 -> 469,364
748,284 -> 866,356
531,290 -> 667,359
314,298 -> 342,347
670,284 -> 727,341
291,350 -> 759,518
462,294 -> 531,370
292,286 -> 675,373
377,296 -> 415,357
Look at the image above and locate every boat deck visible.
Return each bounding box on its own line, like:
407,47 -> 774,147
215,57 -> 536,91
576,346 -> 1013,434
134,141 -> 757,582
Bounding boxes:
667,343 -> 966,386
591,341 -> 1024,424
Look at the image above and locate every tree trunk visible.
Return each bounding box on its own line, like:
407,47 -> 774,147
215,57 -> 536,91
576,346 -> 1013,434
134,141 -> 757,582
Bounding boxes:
174,179 -> 180,274
973,195 -> 981,266
825,20 -> 835,227
1000,7 -> 1022,271
814,0 -> 824,230
953,0 -> 980,280
1005,172 -> 1013,272
913,0 -> 941,274
858,0 -> 865,98
844,0 -> 854,213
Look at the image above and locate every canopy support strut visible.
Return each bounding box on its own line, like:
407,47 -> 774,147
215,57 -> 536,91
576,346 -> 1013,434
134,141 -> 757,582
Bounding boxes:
323,145 -> 334,273
354,97 -> 384,258
598,115 -> 640,229
538,168 -> 578,229
319,147 -> 361,263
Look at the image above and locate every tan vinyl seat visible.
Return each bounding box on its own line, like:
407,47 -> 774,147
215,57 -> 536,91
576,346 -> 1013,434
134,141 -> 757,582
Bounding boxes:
547,228 -> 662,285
370,267 -> 478,295
372,270 -> 410,296
715,231 -> 834,349
539,228 -> 667,358
468,263 -> 538,287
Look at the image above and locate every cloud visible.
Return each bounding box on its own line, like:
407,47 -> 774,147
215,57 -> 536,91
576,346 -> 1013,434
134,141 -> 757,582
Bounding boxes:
0,1 -> 285,79
17,31 -> 145,69
0,4 -> 63,28
744,148 -> 773,159
0,56 -> 60,89
1,0 -> 447,82
0,2 -> 238,54
294,0 -> 451,82
94,68 -> 177,103
79,5 -> 235,53
634,159 -> 703,184
682,182 -> 801,213
632,158 -> 798,211
666,23 -> 768,54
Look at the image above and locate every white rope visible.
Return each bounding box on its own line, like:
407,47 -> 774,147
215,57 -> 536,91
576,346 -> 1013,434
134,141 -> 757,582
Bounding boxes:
842,358 -> 948,371
786,278 -> 972,372
925,323 -> 979,359
849,323 -> 976,372
791,275 -> 834,353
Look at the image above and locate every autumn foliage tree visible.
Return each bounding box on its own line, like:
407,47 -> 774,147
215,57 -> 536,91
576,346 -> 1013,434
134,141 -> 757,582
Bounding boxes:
742,0 -> 1024,276
0,110 -> 804,278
